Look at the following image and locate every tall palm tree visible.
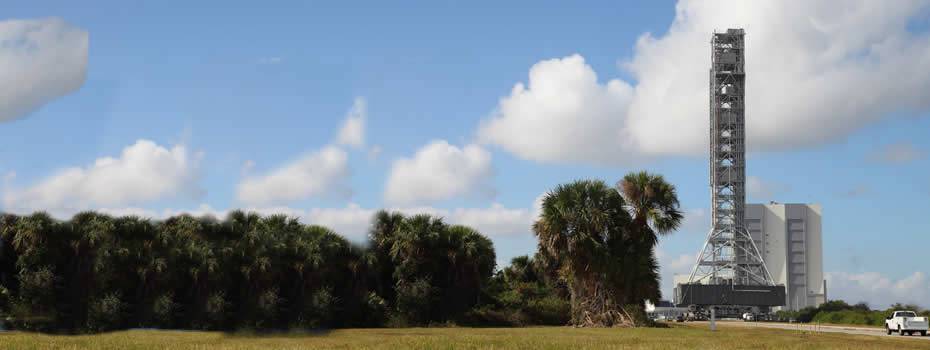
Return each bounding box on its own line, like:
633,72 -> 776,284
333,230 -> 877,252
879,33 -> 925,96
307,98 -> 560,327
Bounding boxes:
367,210 -> 404,302
67,211 -> 116,329
390,214 -> 445,284
369,210 -> 404,251
616,171 -> 683,303
534,179 -> 633,327
445,225 -> 495,308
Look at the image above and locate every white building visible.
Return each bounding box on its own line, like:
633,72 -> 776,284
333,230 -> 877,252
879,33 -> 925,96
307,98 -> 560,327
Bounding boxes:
745,202 -> 826,311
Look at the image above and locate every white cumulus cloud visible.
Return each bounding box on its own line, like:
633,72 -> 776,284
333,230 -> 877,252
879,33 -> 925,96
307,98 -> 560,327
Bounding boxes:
385,140 -> 494,205
236,98 -> 368,206
335,97 -> 366,148
827,271 -> 930,309
236,146 -> 351,206
2,140 -> 202,215
478,55 -> 635,164
480,1 -> 930,164
448,204 -> 537,237
0,18 -> 88,122
74,198 -> 540,243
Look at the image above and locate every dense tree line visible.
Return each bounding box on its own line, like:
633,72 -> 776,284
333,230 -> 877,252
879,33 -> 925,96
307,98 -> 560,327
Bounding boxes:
776,300 -> 930,327
0,211 -> 499,332
0,172 -> 682,332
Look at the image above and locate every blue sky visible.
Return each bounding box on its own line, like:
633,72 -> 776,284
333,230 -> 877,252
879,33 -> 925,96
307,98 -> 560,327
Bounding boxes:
2,0 -> 930,308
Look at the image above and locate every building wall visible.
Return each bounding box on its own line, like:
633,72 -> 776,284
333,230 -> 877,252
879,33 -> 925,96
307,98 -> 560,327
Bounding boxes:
745,203 -> 825,311
806,204 -> 826,308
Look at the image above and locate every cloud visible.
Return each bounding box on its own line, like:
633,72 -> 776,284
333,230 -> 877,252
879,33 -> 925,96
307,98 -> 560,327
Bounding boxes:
2,140 -> 202,215
827,271 -> 930,309
656,249 -> 697,299
448,204 -> 537,236
679,208 -> 709,234
303,202 -> 538,241
746,176 -> 792,200
867,142 -> 924,164
385,140 -> 494,205
479,1 -> 930,165
236,146 -> 351,206
665,252 -> 696,274
0,18 -> 88,122
236,98 -> 367,206
478,55 -> 635,164
335,97 -> 366,148
52,199 -> 540,243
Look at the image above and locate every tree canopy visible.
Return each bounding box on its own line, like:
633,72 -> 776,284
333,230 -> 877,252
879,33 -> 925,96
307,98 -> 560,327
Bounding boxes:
0,172 -> 683,332
533,176 -> 682,327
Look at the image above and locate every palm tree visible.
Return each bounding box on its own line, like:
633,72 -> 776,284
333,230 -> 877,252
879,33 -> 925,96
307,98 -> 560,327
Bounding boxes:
67,211 -> 117,329
8,212 -> 63,329
501,255 -> 535,285
616,171 -> 683,303
369,210 -> 404,251
534,179 -> 634,327
367,210 -> 404,302
390,214 -> 446,284
617,171 -> 684,244
445,225 -> 495,310
0,214 -> 21,296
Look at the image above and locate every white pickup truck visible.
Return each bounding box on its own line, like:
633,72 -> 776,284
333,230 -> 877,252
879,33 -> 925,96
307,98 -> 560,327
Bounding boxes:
885,310 -> 928,336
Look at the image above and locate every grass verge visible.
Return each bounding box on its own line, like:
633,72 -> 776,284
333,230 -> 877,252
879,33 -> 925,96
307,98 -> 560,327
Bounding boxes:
0,323 -> 927,349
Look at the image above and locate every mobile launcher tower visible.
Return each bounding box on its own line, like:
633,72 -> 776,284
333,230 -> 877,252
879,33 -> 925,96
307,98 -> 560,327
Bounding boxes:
674,29 -> 786,317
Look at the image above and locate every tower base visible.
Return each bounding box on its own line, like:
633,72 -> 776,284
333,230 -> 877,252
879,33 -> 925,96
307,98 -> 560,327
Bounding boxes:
675,283 -> 785,307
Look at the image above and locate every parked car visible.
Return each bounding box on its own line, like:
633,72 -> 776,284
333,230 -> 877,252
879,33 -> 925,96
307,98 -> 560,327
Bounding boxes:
885,310 -> 928,336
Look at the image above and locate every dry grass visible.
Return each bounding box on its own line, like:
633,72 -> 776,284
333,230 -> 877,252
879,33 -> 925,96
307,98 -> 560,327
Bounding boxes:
1,323 -> 929,349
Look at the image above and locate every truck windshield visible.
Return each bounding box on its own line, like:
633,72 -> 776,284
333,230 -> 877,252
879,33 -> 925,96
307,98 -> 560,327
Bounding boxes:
898,312 -> 918,317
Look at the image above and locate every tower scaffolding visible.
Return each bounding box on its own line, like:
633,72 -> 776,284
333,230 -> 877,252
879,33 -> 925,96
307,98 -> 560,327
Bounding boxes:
676,29 -> 784,313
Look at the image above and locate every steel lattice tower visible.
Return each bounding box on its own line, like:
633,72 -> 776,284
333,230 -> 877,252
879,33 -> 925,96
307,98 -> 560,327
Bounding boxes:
687,29 -> 775,287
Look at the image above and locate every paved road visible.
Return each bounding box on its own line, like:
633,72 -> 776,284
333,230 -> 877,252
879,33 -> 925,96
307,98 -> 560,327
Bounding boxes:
691,320 -> 930,341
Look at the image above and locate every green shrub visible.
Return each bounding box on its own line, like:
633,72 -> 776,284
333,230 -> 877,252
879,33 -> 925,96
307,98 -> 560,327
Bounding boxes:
460,306 -> 522,327
152,293 -> 178,327
394,278 -> 434,326
307,287 -> 337,328
87,293 -> 125,332
11,267 -> 58,331
811,309 -> 888,327
203,292 -> 229,329
254,288 -> 281,328
526,295 -> 570,325
362,292 -> 388,327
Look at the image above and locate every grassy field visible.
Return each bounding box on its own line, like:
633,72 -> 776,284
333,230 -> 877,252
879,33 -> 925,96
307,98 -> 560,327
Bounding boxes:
1,323 -> 928,350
